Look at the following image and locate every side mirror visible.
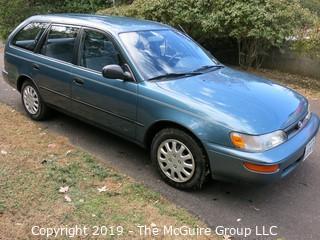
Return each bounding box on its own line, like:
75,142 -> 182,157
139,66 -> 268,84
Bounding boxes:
102,65 -> 133,81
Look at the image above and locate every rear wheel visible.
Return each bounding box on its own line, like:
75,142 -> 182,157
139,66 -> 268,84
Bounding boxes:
21,81 -> 49,121
151,128 -> 208,190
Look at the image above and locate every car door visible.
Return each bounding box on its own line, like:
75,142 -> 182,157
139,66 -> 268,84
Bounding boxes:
71,28 -> 138,139
32,24 -> 80,110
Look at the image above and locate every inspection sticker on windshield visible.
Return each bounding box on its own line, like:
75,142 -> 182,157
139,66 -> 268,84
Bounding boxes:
304,137 -> 316,161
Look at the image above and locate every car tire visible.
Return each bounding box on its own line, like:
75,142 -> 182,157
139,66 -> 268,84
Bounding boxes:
151,128 -> 208,190
21,80 -> 49,121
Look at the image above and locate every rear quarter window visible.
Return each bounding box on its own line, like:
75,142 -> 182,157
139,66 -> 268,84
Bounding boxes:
12,22 -> 48,51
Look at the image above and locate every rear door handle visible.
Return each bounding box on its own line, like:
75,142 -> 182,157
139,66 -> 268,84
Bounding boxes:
32,64 -> 40,70
73,78 -> 84,86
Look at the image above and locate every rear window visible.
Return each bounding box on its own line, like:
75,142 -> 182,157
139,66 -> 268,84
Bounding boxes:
12,22 -> 48,51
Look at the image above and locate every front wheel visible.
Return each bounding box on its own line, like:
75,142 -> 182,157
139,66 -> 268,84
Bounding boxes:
21,81 -> 49,121
151,128 -> 208,190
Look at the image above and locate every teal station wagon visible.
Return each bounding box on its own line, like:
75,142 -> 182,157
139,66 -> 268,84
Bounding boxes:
2,14 -> 319,189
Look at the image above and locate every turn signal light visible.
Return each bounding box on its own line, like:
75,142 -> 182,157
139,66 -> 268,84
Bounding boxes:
230,133 -> 245,149
243,162 -> 279,173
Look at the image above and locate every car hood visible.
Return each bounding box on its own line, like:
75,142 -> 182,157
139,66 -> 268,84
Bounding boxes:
155,67 -> 308,134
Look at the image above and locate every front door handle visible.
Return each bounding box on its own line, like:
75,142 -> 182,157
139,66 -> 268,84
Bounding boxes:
73,78 -> 84,86
32,64 -> 40,70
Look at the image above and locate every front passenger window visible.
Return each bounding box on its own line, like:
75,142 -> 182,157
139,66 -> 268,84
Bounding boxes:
41,25 -> 79,63
80,30 -> 120,72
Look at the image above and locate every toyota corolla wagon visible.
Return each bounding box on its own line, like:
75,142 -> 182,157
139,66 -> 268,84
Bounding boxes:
2,14 -> 319,189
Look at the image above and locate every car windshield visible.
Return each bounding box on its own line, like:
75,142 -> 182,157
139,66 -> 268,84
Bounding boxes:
119,30 -> 218,80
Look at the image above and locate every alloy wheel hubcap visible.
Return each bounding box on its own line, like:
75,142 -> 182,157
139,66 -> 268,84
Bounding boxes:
23,86 -> 39,115
157,139 -> 195,183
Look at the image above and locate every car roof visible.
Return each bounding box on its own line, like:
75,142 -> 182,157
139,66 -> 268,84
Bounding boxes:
27,14 -> 170,34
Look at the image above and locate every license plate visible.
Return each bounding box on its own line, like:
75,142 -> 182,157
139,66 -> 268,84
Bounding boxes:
303,137 -> 316,161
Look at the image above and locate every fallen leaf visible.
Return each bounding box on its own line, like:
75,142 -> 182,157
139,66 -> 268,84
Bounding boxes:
223,234 -> 232,240
97,186 -> 107,193
251,206 -> 260,211
64,195 -> 72,202
65,150 -> 73,156
59,186 -> 69,193
1,150 -> 8,155
48,143 -> 57,149
41,159 -> 48,164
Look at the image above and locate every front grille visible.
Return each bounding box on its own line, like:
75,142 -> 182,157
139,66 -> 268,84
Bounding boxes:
285,112 -> 309,138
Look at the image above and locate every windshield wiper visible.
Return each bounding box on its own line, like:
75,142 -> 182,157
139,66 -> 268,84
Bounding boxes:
148,65 -> 224,81
149,72 -> 199,81
192,65 -> 224,73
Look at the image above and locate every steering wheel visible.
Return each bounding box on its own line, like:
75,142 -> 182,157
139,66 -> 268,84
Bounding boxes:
167,52 -> 182,64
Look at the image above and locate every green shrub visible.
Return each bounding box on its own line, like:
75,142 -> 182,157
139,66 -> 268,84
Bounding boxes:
301,0 -> 320,16
99,0 -> 315,68
0,0 -> 111,39
292,20 -> 320,59
1,0 -> 317,68
62,0 -> 112,13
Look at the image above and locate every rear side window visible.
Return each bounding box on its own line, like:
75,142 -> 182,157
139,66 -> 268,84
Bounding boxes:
12,22 -> 48,51
40,25 -> 79,63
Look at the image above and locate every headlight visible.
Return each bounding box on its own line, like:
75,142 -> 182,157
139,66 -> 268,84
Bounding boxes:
230,130 -> 287,152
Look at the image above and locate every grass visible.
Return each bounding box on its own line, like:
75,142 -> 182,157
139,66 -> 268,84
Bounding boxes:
0,104 -> 216,239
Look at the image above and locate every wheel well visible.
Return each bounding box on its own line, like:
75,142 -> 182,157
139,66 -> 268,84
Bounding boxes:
145,121 -> 205,152
17,75 -> 32,92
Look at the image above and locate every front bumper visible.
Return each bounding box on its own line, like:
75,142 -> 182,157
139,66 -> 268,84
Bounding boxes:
205,113 -> 320,183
